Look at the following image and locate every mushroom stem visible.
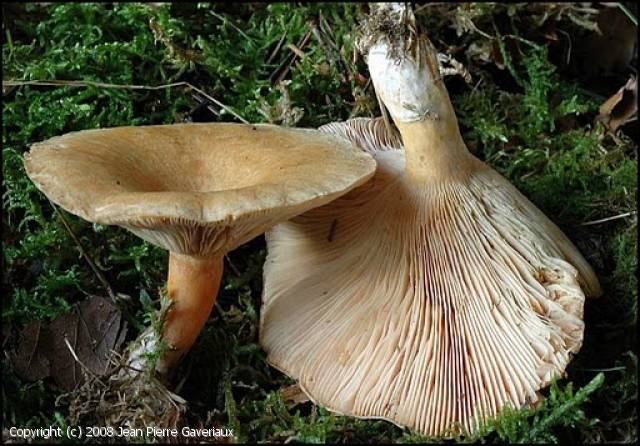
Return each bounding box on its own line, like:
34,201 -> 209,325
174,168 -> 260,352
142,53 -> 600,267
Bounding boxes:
362,3 -> 474,181
158,252 -> 224,374
396,120 -> 472,181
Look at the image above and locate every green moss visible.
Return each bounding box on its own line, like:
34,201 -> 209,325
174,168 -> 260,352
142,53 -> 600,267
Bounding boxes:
472,373 -> 604,443
612,228 -> 638,326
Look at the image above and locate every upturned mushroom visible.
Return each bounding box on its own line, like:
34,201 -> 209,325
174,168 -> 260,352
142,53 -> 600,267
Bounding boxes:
260,4 -> 602,437
24,122 -> 376,376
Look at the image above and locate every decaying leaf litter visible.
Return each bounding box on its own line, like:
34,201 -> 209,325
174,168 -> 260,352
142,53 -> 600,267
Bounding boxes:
2,2 -> 637,443
8,295 -> 127,390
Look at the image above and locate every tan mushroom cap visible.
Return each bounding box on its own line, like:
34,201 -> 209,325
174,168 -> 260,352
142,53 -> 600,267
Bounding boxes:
260,118 -> 601,437
24,123 -> 376,257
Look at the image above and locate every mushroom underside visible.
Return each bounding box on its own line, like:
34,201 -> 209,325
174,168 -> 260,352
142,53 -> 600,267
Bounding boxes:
261,148 -> 595,436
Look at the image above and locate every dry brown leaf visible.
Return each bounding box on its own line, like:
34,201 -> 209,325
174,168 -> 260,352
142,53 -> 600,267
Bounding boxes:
577,6 -> 637,77
596,76 -> 638,131
7,295 -> 127,390
7,321 -> 51,381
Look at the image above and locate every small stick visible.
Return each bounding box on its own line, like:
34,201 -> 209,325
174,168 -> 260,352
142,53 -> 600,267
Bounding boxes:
414,3 -> 449,14
2,79 -> 187,90
318,11 -> 355,82
556,28 -> 572,66
3,79 -> 249,124
580,211 -> 636,226
190,92 -> 221,117
318,12 -> 341,53
64,337 -> 96,377
280,31 -> 312,81
266,32 -> 288,65
270,30 -> 312,84
310,18 -> 349,82
224,254 -> 242,277
617,2 -> 638,26
287,43 -> 307,59
578,366 -> 626,372
50,201 -> 117,303
209,11 -> 253,41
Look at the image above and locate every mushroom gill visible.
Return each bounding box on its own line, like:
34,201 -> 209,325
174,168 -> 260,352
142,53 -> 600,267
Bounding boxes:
259,4 -> 601,437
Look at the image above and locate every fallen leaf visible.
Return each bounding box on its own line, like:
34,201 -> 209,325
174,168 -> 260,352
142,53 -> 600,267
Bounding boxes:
576,6 -> 637,77
596,76 -> 638,132
7,321 -> 50,381
6,295 -> 127,390
72,294 -> 127,376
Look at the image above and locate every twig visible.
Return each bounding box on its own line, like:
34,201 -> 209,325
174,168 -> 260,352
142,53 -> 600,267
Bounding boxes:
269,30 -> 312,84
287,43 -> 307,59
617,2 -> 638,26
578,366 -> 626,372
281,31 -> 312,82
64,337 -> 96,377
555,28 -> 573,66
224,254 -> 242,277
266,32 -> 288,65
209,11 -> 253,41
580,211 -> 636,226
2,79 -> 187,90
414,3 -> 449,14
470,23 -> 494,40
5,28 -> 15,66
190,92 -> 220,117
2,79 -> 249,124
318,12 -> 341,53
50,201 -> 117,303
310,17 -> 349,82
470,77 -> 484,96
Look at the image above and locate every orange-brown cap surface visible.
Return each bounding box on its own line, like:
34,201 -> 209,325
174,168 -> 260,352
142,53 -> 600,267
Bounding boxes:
24,123 -> 376,257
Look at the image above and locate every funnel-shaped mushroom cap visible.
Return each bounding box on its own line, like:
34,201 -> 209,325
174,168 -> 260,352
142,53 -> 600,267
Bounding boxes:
260,118 -> 601,436
24,123 -> 376,257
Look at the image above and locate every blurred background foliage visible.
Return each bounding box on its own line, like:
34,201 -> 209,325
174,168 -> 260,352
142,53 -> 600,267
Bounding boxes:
2,2 -> 637,443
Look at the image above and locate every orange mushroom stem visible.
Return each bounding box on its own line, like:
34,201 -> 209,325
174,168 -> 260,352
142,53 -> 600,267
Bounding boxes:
159,253 -> 224,373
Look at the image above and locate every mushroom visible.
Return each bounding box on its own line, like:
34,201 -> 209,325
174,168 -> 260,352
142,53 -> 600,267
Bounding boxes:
259,4 -> 601,437
24,122 -> 376,376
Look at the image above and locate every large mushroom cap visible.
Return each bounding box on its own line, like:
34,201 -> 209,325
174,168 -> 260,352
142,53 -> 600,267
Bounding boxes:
24,123 -> 376,257
260,118 -> 601,436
